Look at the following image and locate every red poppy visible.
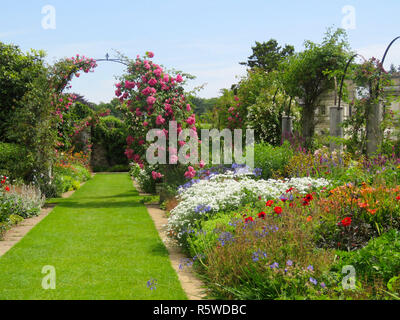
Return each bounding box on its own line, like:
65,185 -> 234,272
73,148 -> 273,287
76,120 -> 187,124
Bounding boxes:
286,187 -> 294,193
258,211 -> 266,219
266,200 -> 274,207
1,180 -> 5,184
302,200 -> 310,207
305,194 -> 313,202
396,196 -> 400,201
5,186 -> 10,192
341,217 -> 352,227
244,217 -> 254,223
289,203 -> 294,208
274,207 -> 283,215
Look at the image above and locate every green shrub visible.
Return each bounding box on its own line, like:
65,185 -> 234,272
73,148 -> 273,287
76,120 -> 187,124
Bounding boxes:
332,229 -> 400,284
253,141 -> 294,179
0,143 -> 33,180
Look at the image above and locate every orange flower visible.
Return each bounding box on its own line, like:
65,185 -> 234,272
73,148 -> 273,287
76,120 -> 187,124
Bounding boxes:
367,209 -> 377,215
358,202 -> 369,209
306,216 -> 312,222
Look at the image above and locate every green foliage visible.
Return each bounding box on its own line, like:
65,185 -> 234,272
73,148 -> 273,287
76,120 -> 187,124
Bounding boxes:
332,229 -> 400,283
0,184 -> 45,238
0,42 -> 47,141
0,143 -> 33,180
92,116 -> 129,167
130,164 -> 156,194
282,28 -> 351,149
253,141 -> 294,179
240,39 -> 294,72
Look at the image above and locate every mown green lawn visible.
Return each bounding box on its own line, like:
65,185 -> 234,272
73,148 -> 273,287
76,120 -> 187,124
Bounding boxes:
0,173 -> 187,300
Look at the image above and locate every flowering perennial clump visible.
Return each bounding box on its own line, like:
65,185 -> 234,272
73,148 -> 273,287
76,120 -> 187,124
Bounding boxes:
168,173 -> 330,235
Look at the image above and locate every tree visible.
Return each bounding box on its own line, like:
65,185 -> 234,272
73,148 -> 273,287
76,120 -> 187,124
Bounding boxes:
240,39 -> 294,73
281,28 -> 351,149
0,42 -> 47,141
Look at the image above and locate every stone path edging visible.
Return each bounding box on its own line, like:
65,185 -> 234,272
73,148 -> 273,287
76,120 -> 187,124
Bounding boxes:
0,179 -> 90,258
132,178 -> 207,300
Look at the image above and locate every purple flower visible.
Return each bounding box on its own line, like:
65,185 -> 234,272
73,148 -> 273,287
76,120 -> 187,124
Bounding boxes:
307,265 -> 314,272
320,282 -> 326,288
286,260 -> 293,266
309,277 -> 318,285
270,262 -> 279,269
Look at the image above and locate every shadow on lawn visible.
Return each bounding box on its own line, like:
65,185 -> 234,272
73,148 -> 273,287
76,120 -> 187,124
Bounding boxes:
55,199 -> 145,209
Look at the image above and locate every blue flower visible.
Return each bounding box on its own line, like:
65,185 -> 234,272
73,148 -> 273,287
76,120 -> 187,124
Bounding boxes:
270,262 -> 279,269
253,168 -> 262,177
307,265 -> 314,272
309,277 -> 318,285
147,278 -> 158,290
286,260 -> 293,266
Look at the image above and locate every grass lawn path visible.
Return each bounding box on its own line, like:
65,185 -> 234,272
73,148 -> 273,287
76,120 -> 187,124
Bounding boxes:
0,173 -> 187,300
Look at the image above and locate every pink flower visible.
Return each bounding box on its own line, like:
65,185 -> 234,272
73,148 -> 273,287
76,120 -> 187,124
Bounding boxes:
115,89 -> 122,97
148,78 -> 157,86
147,96 -> 156,105
176,74 -> 183,83
186,114 -> 196,126
163,74 -> 170,82
184,166 -> 196,179
125,81 -> 136,89
143,121 -> 149,127
170,155 -> 178,164
186,104 -> 191,112
126,136 -> 135,146
156,115 -> 165,126
147,52 -> 155,58
152,171 -> 164,180
199,160 -> 205,168
154,68 -> 163,78
124,149 -> 135,160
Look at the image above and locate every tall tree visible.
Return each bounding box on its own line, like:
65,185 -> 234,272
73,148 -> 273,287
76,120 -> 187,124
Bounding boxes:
240,39 -> 294,72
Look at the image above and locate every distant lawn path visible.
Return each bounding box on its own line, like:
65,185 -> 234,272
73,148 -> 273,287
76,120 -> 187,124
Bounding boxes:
0,173 -> 187,300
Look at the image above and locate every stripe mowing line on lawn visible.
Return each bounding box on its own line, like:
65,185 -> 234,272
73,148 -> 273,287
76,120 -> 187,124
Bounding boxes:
0,173 -> 187,300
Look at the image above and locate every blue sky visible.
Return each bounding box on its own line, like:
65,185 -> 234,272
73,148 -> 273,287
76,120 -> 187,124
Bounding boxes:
1,0 -> 400,103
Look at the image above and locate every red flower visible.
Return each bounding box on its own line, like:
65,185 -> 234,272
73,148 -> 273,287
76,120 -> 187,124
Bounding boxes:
244,217 -> 254,223
258,212 -> 266,219
266,200 -> 274,207
1,180 -> 5,184
302,200 -> 310,207
286,187 -> 294,193
5,186 -> 10,192
274,207 -> 283,215
396,195 -> 400,201
341,217 -> 352,227
305,194 -> 313,202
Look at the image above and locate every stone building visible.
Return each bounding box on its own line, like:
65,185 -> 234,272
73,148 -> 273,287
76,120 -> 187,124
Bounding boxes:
314,73 -> 400,136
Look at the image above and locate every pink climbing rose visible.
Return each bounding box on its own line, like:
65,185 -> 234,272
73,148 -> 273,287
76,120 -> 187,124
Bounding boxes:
184,166 -> 196,179
147,96 -> 156,105
156,115 -> 165,126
